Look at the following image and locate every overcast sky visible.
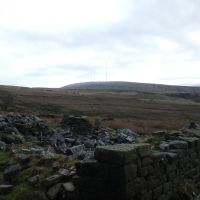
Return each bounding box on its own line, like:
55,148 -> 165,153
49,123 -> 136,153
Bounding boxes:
0,0 -> 200,87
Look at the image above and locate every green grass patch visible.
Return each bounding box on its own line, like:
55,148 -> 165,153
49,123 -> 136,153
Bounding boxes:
0,151 -> 11,162
19,165 -> 53,187
0,183 -> 33,200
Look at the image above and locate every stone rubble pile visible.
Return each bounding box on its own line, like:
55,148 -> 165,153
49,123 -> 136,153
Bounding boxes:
77,123 -> 200,200
1,114 -> 200,200
0,114 -> 139,162
0,114 -> 140,199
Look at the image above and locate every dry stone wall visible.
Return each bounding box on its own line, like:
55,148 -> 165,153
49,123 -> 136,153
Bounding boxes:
76,138 -> 200,200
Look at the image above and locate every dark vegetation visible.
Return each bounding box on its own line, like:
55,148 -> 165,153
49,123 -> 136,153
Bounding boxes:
0,83 -> 200,133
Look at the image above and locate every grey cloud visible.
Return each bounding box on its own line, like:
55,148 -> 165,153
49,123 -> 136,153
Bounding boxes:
25,64 -> 97,77
1,0 -> 200,87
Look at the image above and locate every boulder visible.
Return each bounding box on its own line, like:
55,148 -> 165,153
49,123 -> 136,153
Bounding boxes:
94,144 -> 139,165
62,182 -> 75,192
47,183 -> 62,200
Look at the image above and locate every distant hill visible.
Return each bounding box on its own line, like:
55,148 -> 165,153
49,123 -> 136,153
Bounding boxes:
63,81 -> 200,94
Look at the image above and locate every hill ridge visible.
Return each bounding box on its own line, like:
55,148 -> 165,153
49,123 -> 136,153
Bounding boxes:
63,81 -> 200,94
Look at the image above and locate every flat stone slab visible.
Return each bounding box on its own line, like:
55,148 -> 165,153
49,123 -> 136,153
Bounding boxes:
63,182 -> 75,192
169,140 -> 188,149
94,143 -> 151,165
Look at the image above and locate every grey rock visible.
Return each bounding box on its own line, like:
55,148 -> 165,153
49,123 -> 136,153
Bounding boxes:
178,136 -> 199,148
152,130 -> 167,135
44,146 -> 56,158
58,168 -> 69,176
151,151 -> 178,163
58,143 -> 67,153
44,174 -> 63,187
50,132 -> 65,146
159,142 -> 170,151
30,146 -> 45,154
115,128 -> 139,143
94,144 -> 139,164
28,175 -> 41,186
169,140 -> 188,149
0,141 -> 6,150
65,138 -> 76,143
67,144 -> 85,156
47,183 -> 62,200
62,182 -> 75,192
84,139 -> 97,148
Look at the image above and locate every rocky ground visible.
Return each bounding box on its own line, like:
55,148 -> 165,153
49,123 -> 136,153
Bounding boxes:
0,113 -> 200,200
0,114 -> 139,200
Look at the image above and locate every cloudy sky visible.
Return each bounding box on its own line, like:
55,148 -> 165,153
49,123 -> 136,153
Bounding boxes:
0,0 -> 200,87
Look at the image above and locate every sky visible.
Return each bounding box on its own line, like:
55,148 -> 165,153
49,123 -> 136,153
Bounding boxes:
0,0 -> 200,87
